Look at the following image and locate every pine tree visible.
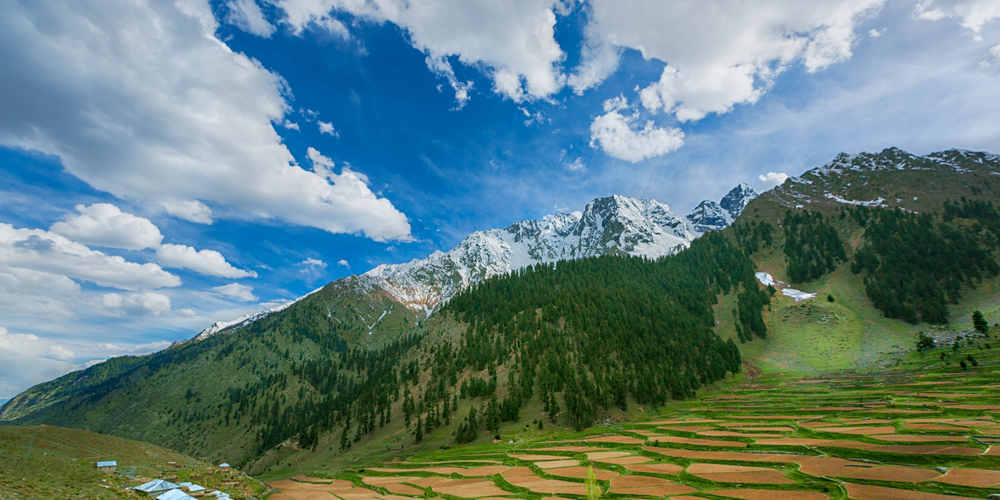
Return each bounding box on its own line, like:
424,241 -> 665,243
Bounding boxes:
415,415 -> 424,444
974,310 -> 989,334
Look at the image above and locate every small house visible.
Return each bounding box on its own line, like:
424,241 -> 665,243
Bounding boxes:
156,489 -> 197,500
95,461 -> 117,473
218,463 -> 230,471
136,479 -> 180,496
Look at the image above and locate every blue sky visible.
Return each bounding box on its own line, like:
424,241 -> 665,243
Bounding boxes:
2,0 -> 1000,401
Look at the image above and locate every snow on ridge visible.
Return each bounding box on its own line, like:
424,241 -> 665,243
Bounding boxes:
782,288 -> 817,302
182,285 -> 326,345
364,193 -> 723,315
823,193 -> 886,207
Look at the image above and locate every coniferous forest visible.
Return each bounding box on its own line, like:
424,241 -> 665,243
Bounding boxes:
851,201 -> 1000,324
443,231 -> 761,430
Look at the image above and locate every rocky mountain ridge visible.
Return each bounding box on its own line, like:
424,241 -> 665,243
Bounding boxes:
186,186 -> 757,343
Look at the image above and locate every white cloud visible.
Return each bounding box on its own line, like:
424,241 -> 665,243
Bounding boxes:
985,43 -> 1000,66
0,267 -> 82,320
273,0 -> 567,103
581,0 -> 885,122
211,283 -> 258,301
758,172 -> 790,189
0,326 -> 171,400
156,244 -> 258,279
0,327 -> 79,399
589,96 -> 684,162
427,56 -> 475,109
915,0 -> 1000,39
226,0 -> 276,37
558,149 -> 586,171
869,28 -> 885,37
178,308 -> 197,317
102,292 -> 172,316
564,157 -> 586,172
302,258 -> 327,269
0,0 -> 411,242
50,203 -> 164,251
281,119 -> 301,130
318,121 -> 339,137
337,259 -> 350,268
0,223 -> 180,290
46,345 -> 76,361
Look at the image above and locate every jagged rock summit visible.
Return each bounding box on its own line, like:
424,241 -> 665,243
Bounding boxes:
188,188 -> 755,342
685,183 -> 758,233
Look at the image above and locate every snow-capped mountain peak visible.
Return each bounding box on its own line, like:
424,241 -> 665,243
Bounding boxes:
185,188 -> 753,342
685,183 -> 758,234
719,182 -> 758,220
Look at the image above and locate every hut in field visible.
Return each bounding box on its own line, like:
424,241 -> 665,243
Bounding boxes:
156,489 -> 197,500
218,463 -> 230,471
136,479 -> 180,496
95,461 -> 117,473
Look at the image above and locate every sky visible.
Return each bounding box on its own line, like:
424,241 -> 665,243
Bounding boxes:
1,0 -> 1000,402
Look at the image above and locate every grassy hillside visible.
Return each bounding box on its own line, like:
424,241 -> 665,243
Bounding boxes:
0,424 -> 267,499
0,276 -> 424,467
718,147 -> 1000,374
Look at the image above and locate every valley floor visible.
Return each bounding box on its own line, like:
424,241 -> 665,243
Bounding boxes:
269,336 -> 1000,500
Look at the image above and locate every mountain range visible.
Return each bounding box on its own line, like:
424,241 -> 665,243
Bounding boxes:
188,184 -> 758,343
3,147 -> 999,474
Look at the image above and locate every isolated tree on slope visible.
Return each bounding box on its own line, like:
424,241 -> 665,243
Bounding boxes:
974,311 -> 989,334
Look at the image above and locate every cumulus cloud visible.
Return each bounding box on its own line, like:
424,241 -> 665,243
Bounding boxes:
318,121 -> 339,137
758,172 -> 790,190
46,345 -> 76,361
272,0 -> 566,103
0,0 -> 411,242
102,292 -> 172,316
589,96 -> 684,162
281,119 -> 301,130
50,203 -> 164,251
337,259 -> 350,268
915,0 -> 1000,39
211,283 -> 258,301
0,267 -> 82,320
0,223 -> 180,290
579,0 -> 885,122
226,0 -> 276,37
156,244 -> 258,279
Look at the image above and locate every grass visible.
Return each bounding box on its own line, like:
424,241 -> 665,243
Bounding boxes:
0,424 -> 269,499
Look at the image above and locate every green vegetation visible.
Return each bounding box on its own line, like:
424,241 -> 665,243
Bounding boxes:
444,232 -> 757,430
782,210 -> 846,283
974,310 -> 988,334
851,205 -> 999,324
0,425 -> 266,500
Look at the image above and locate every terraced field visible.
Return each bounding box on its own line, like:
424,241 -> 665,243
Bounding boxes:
270,346 -> 1000,500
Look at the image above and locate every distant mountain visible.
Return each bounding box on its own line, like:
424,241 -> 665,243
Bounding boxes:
685,183 -> 758,233
365,194 -> 701,315
188,189 -> 754,343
